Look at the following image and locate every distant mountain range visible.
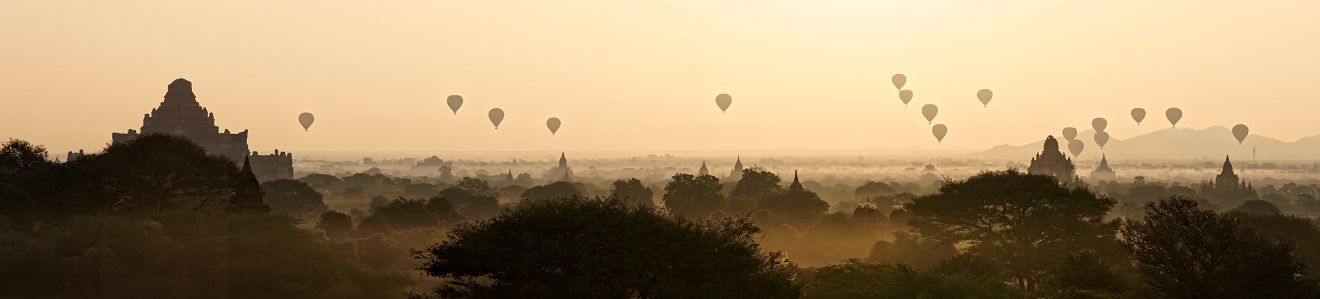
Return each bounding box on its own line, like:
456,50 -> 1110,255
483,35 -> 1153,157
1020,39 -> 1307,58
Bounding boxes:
976,126 -> 1320,160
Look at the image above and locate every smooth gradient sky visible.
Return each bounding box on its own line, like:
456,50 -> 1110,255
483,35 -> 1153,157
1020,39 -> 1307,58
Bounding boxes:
2,1 -> 1317,155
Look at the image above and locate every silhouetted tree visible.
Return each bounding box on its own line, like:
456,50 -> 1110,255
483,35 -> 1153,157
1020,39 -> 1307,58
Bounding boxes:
416,197 -> 799,298
800,260 -> 1021,299
1043,250 -> 1128,298
368,195 -> 390,211
262,179 -> 327,217
732,167 -> 782,198
662,173 -> 725,218
906,170 -> 1118,290
757,188 -> 829,228
853,181 -> 897,200
317,210 -> 353,239
358,197 -> 462,232
866,231 -> 957,268
61,134 -> 242,214
440,177 -> 500,220
1237,212 -> 1320,280
610,178 -> 655,207
0,139 -> 53,177
519,181 -> 582,204
1231,199 -> 1281,216
1121,197 -> 1314,298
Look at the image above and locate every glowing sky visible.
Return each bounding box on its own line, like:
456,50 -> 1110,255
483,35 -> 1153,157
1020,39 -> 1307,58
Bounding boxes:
2,1 -> 1317,155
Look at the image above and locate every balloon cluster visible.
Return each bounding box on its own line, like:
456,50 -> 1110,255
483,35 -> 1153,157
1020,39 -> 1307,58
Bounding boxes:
889,74 -> 994,143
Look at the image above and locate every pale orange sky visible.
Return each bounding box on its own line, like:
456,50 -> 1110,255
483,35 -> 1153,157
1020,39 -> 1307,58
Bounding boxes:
1,1 -> 1317,155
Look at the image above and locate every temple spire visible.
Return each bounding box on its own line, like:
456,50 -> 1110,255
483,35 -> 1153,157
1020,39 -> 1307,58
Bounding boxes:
789,170 -> 803,191
1223,155 -> 1235,175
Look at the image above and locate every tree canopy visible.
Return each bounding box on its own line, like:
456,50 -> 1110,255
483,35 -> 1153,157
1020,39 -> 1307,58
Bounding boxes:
610,178 -> 655,208
662,173 -> 725,218
416,197 -> 799,298
906,169 -> 1118,290
1121,197 -> 1315,298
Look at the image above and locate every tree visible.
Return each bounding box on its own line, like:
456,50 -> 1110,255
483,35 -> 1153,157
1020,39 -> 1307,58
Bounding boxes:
800,260 -> 1022,299
519,181 -> 582,204
416,197 -> 799,298
1237,213 -> 1320,280
261,179 -> 328,217
60,134 -> 241,214
358,197 -> 462,232
662,173 -> 725,218
1043,250 -> 1128,298
1231,199 -> 1281,216
610,178 -> 655,208
440,177 -> 500,220
866,231 -> 957,268
853,181 -> 897,200
906,170 -> 1118,290
1121,197 -> 1314,298
317,210 -> 353,239
0,139 -> 53,177
757,189 -> 829,228
731,167 -> 782,198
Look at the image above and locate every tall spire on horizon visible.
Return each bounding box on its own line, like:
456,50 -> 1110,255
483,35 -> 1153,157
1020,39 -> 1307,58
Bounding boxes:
789,170 -> 803,191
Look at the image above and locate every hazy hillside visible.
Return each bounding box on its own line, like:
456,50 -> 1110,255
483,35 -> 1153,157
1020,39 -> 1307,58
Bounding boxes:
977,126 -> 1320,161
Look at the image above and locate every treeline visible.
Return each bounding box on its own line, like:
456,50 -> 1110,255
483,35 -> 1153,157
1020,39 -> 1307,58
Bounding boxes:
0,136 -> 411,298
6,135 -> 1320,298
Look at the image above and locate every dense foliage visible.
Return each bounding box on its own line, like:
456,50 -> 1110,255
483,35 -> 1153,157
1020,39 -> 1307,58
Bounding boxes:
416,197 -> 800,298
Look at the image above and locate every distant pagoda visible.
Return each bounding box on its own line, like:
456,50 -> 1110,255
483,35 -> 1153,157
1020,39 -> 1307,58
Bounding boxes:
544,152 -> 574,182
1089,155 -> 1117,182
1200,156 -> 1258,205
1027,135 -> 1078,183
728,156 -> 744,182
698,161 -> 709,176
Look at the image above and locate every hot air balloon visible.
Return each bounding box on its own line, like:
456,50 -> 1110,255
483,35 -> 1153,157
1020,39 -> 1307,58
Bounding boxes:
892,74 -> 907,90
1131,108 -> 1146,125
1068,139 -> 1085,157
1094,132 -> 1110,149
1092,118 -> 1108,133
921,104 -> 938,124
932,124 -> 948,143
715,94 -> 732,113
488,108 -> 505,129
446,95 -> 463,114
1232,124 -> 1249,144
1063,127 -> 1078,141
976,89 -> 993,107
898,90 -> 913,106
547,117 -> 562,135
1166,108 -> 1183,127
298,112 -> 314,131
